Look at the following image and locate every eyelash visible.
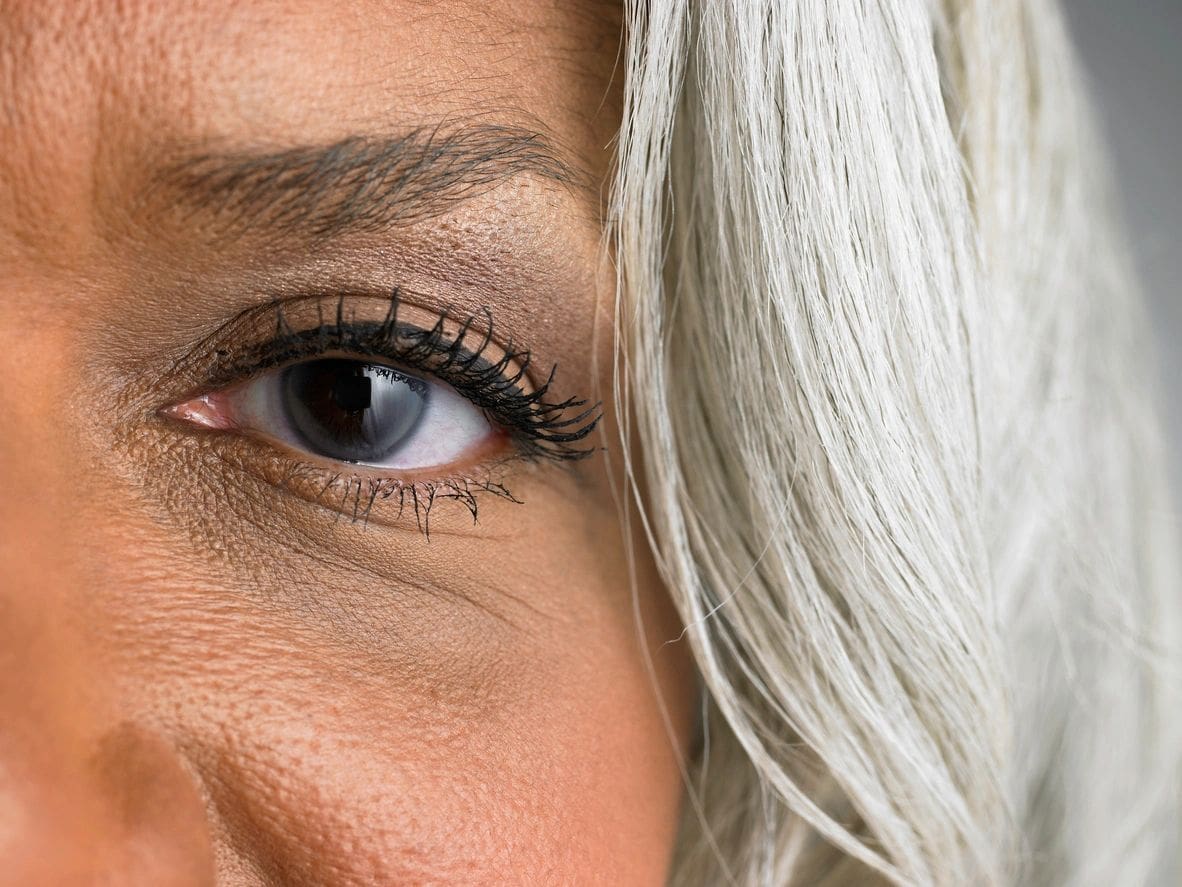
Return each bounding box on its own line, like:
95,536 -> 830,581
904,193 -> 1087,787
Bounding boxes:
282,468 -> 521,538
181,289 -> 601,532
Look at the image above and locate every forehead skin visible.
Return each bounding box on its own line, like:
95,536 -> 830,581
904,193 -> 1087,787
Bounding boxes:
0,2 -> 695,885
2,0 -> 619,256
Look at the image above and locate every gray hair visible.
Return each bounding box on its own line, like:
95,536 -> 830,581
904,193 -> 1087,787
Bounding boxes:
610,0 -> 1181,883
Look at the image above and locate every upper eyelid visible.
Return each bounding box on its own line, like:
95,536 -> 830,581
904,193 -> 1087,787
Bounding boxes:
202,320 -> 515,391
168,291 -> 517,389
198,312 -> 546,417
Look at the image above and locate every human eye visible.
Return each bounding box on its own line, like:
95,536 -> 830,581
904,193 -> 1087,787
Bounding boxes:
170,359 -> 496,471
160,289 -> 601,528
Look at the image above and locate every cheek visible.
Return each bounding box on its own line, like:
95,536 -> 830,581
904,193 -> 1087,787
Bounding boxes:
94,501 -> 694,886
3,281 -> 693,883
188,650 -> 687,884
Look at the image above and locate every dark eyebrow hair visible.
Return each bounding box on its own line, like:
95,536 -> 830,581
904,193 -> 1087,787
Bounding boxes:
146,123 -> 583,243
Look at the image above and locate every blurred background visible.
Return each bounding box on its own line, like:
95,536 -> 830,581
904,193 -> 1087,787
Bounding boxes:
1064,0 -> 1181,475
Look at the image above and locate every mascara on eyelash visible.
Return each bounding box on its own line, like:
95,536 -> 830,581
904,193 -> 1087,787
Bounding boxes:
203,288 -> 603,463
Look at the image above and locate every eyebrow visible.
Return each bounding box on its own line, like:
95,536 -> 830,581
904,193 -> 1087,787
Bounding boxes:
145,123 -> 583,244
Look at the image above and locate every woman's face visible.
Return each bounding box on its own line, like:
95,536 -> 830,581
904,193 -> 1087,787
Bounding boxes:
0,2 -> 694,882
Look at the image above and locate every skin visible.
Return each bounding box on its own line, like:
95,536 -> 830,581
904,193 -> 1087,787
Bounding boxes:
0,2 -> 695,884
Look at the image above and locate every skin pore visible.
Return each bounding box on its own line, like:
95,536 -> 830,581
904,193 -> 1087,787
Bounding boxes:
0,2 -> 695,884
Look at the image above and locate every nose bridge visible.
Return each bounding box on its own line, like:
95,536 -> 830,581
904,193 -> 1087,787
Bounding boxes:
0,338 -> 217,885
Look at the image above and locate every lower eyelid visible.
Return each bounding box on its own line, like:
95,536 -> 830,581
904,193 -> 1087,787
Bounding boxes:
189,426 -> 524,534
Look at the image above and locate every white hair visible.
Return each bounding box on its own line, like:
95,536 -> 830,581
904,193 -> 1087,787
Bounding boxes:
610,0 -> 1182,884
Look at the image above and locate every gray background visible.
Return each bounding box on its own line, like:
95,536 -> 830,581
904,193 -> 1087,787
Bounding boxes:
1064,1 -> 1181,474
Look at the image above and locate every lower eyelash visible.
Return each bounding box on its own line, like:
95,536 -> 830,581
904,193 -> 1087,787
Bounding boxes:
305,470 -> 523,538
196,428 -> 525,538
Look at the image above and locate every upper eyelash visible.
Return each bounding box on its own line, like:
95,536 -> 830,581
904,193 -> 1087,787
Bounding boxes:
202,288 -> 602,463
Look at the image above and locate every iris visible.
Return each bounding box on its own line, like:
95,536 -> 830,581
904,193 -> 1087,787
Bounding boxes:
281,360 -> 428,463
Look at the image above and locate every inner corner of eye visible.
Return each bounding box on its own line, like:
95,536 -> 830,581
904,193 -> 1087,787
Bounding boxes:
159,391 -> 237,431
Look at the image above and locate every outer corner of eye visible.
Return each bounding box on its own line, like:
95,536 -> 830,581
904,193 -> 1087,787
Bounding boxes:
158,392 -> 237,431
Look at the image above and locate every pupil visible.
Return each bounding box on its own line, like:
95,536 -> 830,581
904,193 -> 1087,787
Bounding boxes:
280,359 -> 428,463
331,372 -> 372,413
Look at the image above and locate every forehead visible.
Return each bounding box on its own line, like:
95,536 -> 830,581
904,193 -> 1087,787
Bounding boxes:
3,0 -> 620,125
0,0 -> 620,261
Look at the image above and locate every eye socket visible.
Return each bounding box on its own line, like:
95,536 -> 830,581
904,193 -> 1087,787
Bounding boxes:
178,357 -> 496,471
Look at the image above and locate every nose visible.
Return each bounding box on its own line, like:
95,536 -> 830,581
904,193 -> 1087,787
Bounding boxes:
0,345 -> 216,886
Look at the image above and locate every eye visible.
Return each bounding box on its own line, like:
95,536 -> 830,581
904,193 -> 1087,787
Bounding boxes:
171,358 -> 496,470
